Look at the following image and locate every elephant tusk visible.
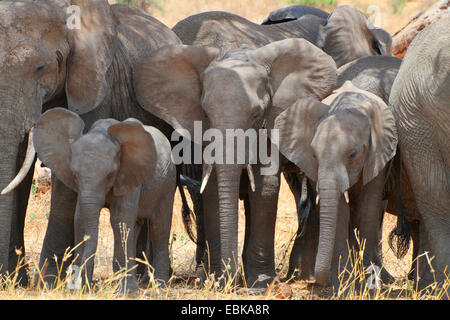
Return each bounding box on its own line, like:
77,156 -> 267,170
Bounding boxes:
316,194 -> 320,205
200,164 -> 213,194
1,128 -> 36,195
344,190 -> 350,204
247,164 -> 256,192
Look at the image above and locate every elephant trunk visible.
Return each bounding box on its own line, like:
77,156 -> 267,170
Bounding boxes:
0,86 -> 33,275
72,192 -> 105,288
314,178 -> 340,285
214,163 -> 243,278
0,141 -> 20,274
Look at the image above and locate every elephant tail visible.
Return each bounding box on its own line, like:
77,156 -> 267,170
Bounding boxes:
388,149 -> 411,259
176,170 -> 200,244
297,175 -> 316,239
284,172 -> 314,239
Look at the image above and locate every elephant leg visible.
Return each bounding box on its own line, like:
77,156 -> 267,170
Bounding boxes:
407,220 -> 420,280
37,175 -> 77,287
284,171 -> 318,281
413,219 -> 449,295
287,204 -> 319,281
8,143 -> 36,287
135,219 -> 148,281
398,115 -> 450,287
186,185 -> 206,276
244,165 -> 280,288
350,171 -> 394,285
110,210 -> 140,294
147,196 -> 173,286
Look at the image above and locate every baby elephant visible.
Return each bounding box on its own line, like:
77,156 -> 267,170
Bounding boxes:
33,108 -> 176,293
275,81 -> 398,288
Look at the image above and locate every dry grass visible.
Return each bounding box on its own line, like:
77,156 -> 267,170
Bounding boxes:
2,167 -> 448,300
1,0 -> 447,300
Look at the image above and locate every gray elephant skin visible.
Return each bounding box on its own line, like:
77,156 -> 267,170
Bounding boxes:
286,55 -> 408,284
161,5 -> 392,288
0,0 -> 181,285
389,18 -> 450,291
133,38 -> 338,288
261,5 -> 330,25
33,108 -> 176,293
173,5 -> 392,68
275,81 -> 398,288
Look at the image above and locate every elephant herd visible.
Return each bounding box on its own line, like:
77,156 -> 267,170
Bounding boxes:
0,1 -> 448,297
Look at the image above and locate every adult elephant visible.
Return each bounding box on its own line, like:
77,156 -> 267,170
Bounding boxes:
0,0 -> 180,286
389,18 -> 450,290
169,5 -> 392,288
134,38 -> 338,288
261,5 -> 329,25
173,5 -> 393,68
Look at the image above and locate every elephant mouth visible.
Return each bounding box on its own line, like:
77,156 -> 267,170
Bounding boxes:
1,128 -> 36,195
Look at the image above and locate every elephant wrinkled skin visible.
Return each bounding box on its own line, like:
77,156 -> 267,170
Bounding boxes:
0,0 -> 181,285
389,18 -> 450,291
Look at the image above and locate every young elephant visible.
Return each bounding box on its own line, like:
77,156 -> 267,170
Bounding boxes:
33,108 -> 176,293
275,81 -> 398,288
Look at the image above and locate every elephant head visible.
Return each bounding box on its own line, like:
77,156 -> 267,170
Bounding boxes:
32,108 -> 156,284
318,5 -> 393,67
133,38 -> 337,275
0,0 -> 120,273
275,81 -> 397,284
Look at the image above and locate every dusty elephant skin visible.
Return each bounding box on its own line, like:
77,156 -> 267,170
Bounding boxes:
389,18 -> 450,292
165,4 -> 392,290
275,81 -> 398,289
134,38 -> 337,288
0,0 -> 180,286
286,55 -> 408,284
32,108 -> 176,294
261,5 -> 330,25
172,5 -> 393,68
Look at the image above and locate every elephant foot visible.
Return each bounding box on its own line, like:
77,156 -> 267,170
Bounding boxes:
245,273 -> 276,289
284,268 -> 315,283
116,278 -> 140,296
236,287 -> 266,296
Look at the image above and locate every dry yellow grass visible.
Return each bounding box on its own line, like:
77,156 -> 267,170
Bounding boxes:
4,168 -> 435,300
1,0 -> 447,300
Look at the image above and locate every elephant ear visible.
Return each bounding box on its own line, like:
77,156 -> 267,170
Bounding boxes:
366,19 -> 393,56
247,38 -> 336,129
330,82 -> 398,184
33,108 -> 84,191
317,5 -> 391,67
274,97 -> 329,181
134,45 -> 220,139
360,97 -> 397,184
108,121 -> 157,197
66,0 -> 118,115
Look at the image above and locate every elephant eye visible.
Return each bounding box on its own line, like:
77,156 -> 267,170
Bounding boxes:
36,62 -> 46,72
349,149 -> 358,160
251,109 -> 262,121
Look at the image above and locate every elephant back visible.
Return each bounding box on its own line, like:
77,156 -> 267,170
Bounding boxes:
337,56 -> 402,104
